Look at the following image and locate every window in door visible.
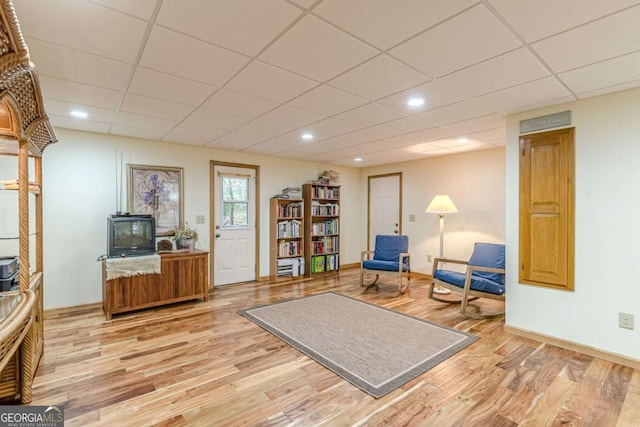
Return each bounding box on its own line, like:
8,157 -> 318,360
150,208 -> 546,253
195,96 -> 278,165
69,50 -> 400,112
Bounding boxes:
221,176 -> 249,228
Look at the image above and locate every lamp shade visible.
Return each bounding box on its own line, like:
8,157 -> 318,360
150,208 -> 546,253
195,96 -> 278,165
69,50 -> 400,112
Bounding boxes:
425,194 -> 458,214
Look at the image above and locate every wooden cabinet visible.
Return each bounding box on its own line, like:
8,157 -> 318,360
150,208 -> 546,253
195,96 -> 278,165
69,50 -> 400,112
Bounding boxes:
303,183 -> 340,277
269,197 -> 305,282
102,250 -> 209,320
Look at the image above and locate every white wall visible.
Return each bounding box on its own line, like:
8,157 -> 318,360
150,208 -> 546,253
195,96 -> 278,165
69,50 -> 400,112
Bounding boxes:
506,87 -> 640,360
361,148 -> 506,275
39,129 -> 361,309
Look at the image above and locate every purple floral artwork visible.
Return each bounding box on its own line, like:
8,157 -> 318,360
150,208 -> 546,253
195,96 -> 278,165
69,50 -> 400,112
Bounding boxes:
128,165 -> 183,236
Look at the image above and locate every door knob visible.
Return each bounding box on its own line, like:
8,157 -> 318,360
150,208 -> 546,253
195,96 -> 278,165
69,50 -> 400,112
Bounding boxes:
215,225 -> 220,230
215,233 -> 221,238
394,230 -> 398,234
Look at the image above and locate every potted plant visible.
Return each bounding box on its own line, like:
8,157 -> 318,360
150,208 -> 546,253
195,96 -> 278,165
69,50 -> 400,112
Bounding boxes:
173,224 -> 198,251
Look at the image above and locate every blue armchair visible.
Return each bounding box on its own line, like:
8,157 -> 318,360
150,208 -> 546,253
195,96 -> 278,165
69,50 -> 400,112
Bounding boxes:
360,235 -> 410,293
429,242 -> 505,319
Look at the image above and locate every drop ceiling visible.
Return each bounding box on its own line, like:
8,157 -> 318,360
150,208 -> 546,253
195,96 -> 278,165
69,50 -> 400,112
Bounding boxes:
14,0 -> 640,167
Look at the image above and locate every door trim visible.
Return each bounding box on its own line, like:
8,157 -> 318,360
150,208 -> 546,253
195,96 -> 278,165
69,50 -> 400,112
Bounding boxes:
209,160 -> 260,287
367,172 -> 402,250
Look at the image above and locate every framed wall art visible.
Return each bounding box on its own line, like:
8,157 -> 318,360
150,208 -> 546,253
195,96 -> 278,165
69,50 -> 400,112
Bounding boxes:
127,164 -> 184,236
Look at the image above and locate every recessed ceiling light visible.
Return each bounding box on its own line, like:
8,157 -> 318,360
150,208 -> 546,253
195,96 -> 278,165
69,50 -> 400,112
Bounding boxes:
301,132 -> 313,141
70,110 -> 88,119
354,157 -> 363,162
457,137 -> 468,144
407,97 -> 425,108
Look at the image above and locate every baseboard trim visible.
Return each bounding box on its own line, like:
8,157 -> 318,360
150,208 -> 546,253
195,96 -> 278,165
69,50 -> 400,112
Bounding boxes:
340,262 -> 359,270
410,272 -> 432,280
504,324 -> 640,370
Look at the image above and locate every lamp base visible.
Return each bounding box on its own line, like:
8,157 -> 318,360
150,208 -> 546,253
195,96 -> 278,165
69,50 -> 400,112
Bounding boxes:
432,285 -> 451,295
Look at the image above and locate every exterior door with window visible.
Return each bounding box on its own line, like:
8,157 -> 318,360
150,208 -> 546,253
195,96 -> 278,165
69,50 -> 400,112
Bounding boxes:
213,165 -> 256,285
368,173 -> 402,250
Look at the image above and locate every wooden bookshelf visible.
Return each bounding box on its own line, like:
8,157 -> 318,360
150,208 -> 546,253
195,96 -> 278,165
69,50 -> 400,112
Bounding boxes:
303,183 -> 340,277
269,197 -> 305,282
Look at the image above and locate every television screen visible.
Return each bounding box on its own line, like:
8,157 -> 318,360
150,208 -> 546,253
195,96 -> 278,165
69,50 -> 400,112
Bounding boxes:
108,215 -> 156,257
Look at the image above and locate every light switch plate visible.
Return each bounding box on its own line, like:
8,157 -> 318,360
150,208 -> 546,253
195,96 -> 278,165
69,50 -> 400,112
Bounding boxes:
196,215 -> 205,224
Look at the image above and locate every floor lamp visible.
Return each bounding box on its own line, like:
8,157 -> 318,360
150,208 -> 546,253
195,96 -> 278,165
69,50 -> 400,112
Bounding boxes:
426,195 -> 458,295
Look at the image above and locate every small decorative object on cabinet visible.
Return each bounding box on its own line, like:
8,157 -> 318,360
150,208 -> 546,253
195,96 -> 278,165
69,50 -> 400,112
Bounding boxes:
270,197 -> 305,282
303,183 -> 340,277
0,0 -> 58,404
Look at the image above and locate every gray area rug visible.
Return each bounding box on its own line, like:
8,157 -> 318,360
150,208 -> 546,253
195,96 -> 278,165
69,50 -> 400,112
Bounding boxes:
239,292 -> 478,398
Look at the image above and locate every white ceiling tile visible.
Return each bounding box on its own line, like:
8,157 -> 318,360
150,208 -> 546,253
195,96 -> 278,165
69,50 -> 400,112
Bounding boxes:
225,61 -> 318,103
576,79 -> 640,99
288,85 -> 369,116
474,77 -> 572,114
301,118 -> 363,140
110,126 -> 168,141
162,133 -> 212,146
467,127 -> 506,143
163,123 -> 225,143
531,6 -> 640,72
383,127 -> 457,147
207,132 -> 270,150
449,141 -> 495,152
334,102 -> 407,127
121,94 -> 195,121
15,0 -> 147,62
489,0 -> 640,42
389,4 -> 521,77
114,112 -> 178,133
415,100 -> 492,126
258,105 -> 326,128
157,0 -> 301,57
289,0 -> 316,9
406,142 -> 450,154
40,75 -> 122,110
558,51 -> 640,94
129,68 -> 218,106
43,99 -> 117,123
140,26 -> 250,86
430,138 -> 481,149
90,0 -> 157,19
26,38 -> 132,91
377,80 -> 466,113
184,108 -> 251,131
49,115 -> 111,134
201,89 -> 278,119
242,139 -> 294,155
314,0 -> 478,50
440,49 -> 549,97
259,15 -> 378,82
246,133 -> 305,154
235,120 -> 293,138
445,114 -> 506,134
328,54 -> 430,100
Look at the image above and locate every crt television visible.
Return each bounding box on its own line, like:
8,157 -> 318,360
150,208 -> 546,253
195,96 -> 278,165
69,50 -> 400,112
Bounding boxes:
107,214 -> 156,258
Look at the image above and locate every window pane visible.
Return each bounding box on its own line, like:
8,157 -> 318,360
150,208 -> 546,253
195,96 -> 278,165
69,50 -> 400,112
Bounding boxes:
222,177 -> 248,201
232,202 -> 248,226
222,202 -> 248,226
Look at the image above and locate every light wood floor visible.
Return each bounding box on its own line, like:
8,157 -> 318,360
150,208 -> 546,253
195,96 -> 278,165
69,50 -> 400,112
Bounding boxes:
32,269 -> 639,426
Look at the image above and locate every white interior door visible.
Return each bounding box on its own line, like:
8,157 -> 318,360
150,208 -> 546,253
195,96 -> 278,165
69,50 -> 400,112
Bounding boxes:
213,165 -> 256,285
368,174 -> 401,250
